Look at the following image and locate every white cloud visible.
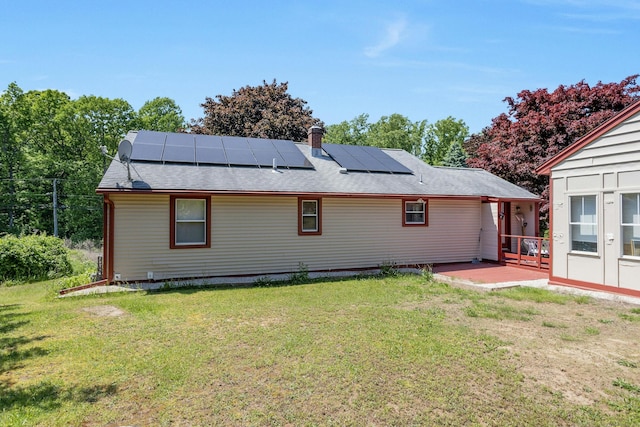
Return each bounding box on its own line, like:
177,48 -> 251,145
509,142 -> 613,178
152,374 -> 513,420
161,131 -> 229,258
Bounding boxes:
364,17 -> 408,58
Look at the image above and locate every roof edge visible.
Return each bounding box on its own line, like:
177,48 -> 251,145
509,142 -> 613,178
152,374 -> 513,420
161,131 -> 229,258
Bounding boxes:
536,99 -> 640,175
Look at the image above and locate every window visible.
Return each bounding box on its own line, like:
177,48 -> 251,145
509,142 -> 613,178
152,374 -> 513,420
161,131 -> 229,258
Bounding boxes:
298,198 -> 321,235
570,195 -> 597,253
403,199 -> 428,226
622,193 -> 640,257
170,196 -> 211,248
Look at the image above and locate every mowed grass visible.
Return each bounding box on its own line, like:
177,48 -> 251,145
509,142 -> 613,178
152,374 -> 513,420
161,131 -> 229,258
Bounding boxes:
1,276 -> 638,426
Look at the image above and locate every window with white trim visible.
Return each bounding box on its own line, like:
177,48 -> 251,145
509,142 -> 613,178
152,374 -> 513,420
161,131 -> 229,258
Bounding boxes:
301,199 -> 319,232
174,198 -> 207,246
570,195 -> 597,253
622,193 -> 640,257
404,200 -> 427,226
297,197 -> 322,235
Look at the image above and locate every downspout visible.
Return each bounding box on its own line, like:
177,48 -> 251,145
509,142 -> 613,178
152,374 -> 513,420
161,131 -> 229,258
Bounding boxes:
103,194 -> 115,284
497,200 -> 503,263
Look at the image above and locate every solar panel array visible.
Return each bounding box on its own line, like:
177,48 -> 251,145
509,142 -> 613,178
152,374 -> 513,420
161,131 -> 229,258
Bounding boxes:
129,130 -> 313,169
322,143 -> 413,174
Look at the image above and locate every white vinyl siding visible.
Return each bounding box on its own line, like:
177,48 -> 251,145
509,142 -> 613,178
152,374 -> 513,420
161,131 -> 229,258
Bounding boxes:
110,194 -> 481,282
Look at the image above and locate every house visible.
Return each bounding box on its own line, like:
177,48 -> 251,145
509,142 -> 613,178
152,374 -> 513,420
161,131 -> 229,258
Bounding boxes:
96,127 -> 540,284
536,100 -> 640,297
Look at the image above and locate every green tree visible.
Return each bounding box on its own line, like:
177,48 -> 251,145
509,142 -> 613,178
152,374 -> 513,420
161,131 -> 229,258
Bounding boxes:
191,79 -> 323,141
138,97 -> 185,132
367,114 -> 426,156
423,117 -> 469,165
0,83 -> 30,234
441,141 -> 468,168
324,114 -> 370,145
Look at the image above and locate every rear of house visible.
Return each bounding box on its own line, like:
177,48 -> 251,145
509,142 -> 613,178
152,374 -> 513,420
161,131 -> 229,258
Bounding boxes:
537,101 -> 640,296
98,128 -> 539,284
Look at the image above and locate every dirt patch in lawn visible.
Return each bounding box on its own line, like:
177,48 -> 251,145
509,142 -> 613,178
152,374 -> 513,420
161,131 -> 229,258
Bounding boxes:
82,305 -> 127,317
405,293 -> 640,407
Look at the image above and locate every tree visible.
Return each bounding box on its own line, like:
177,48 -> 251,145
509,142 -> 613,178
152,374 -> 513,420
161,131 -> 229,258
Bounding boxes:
367,114 -> 427,156
423,116 -> 469,165
191,80 -> 323,141
441,141 -> 468,168
0,83 -> 30,234
138,97 -> 185,132
324,113 -> 370,146
465,75 -> 640,225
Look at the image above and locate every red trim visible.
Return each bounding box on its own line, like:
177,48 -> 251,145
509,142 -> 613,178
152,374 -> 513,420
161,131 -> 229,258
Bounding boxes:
402,198 -> 429,227
170,195 -> 212,249
59,279 -> 109,295
97,188 -> 492,200
536,99 -> 640,175
104,195 -> 115,283
549,275 -> 640,299
298,197 -> 322,235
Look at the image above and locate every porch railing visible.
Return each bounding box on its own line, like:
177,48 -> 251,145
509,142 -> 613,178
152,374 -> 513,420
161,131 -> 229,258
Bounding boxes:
501,235 -> 550,270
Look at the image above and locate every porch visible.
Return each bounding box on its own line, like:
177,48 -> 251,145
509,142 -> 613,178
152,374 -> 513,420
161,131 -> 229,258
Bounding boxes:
500,234 -> 550,270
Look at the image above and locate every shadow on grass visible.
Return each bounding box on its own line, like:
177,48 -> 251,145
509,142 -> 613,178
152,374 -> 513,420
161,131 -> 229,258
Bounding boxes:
0,381 -> 118,411
0,304 -> 118,414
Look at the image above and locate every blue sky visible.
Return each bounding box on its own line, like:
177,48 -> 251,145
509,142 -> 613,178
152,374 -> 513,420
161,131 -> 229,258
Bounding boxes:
1,0 -> 639,134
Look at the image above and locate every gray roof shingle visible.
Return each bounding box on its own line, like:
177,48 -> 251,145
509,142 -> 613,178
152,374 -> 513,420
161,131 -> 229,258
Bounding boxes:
98,131 -> 538,200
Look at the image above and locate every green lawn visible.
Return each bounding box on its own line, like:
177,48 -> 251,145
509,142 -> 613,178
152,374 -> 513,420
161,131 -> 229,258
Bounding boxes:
1,275 -> 639,426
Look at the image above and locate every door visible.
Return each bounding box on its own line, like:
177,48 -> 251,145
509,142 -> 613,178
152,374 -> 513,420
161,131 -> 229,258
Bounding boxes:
480,202 -> 499,261
603,192 -> 618,287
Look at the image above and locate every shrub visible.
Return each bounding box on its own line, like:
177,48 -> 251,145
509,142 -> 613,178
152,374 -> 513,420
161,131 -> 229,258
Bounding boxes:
0,235 -> 72,283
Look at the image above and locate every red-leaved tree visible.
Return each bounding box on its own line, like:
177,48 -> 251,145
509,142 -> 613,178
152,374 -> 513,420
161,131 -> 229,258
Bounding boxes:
190,80 -> 323,141
465,75 -> 640,228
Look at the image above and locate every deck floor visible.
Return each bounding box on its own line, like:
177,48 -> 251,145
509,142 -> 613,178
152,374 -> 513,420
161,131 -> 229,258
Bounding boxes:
432,262 -> 549,284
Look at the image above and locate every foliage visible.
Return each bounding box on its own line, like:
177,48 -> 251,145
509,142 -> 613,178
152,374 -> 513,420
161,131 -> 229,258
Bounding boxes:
423,116 -> 469,165
288,261 -> 310,284
0,82 -> 184,241
137,97 -> 185,132
325,114 -> 468,162
441,141 -> 468,167
0,235 -> 72,282
191,79 -> 323,141
465,75 -> 640,225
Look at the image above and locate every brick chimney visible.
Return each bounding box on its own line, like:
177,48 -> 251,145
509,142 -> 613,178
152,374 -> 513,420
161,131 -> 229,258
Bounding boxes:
308,125 -> 323,157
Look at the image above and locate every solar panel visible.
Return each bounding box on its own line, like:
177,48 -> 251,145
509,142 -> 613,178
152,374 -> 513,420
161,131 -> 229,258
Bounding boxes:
130,132 -> 314,169
253,149 -> 285,167
225,149 -> 257,166
222,136 -> 249,150
162,144 -> 195,163
323,143 -> 413,174
280,150 -> 313,168
134,130 -> 166,145
130,143 -> 164,161
196,147 -> 227,165
195,134 -> 223,149
166,133 -> 194,147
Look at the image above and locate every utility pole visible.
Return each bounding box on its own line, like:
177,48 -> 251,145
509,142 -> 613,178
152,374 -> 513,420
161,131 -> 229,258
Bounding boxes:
52,178 -> 58,237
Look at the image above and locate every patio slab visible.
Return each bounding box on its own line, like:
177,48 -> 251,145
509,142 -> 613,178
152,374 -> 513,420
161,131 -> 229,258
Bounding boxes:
432,262 -> 548,284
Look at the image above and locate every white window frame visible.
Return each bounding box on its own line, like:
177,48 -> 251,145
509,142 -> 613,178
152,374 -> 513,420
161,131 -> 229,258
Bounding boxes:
300,199 -> 320,234
569,195 -> 598,254
404,200 -> 427,226
174,198 -> 207,247
621,192 -> 640,257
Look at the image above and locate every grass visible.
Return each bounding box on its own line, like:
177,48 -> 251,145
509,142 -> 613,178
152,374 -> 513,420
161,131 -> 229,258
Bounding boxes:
1,275 -> 639,426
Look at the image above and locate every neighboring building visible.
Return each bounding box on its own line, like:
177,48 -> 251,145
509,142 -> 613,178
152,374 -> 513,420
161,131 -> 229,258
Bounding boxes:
96,128 -> 539,284
537,100 -> 640,297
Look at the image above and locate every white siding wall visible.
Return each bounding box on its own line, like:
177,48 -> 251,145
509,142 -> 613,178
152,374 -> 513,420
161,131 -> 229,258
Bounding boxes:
111,194 -> 481,282
550,111 -> 640,289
